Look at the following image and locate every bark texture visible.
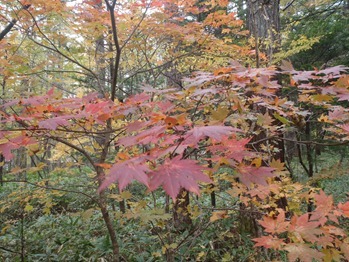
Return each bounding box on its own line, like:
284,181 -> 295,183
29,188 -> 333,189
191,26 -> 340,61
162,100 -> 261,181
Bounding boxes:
247,0 -> 280,64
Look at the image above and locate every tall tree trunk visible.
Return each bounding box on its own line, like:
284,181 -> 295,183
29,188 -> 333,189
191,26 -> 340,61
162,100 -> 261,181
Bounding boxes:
247,0 -> 280,65
0,78 -> 5,186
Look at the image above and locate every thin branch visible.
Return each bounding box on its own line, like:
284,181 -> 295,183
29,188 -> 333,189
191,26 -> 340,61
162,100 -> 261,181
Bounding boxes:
50,136 -> 97,172
120,3 -> 149,50
0,127 -> 124,135
282,0 -> 297,12
18,69 -> 92,77
22,7 -> 101,85
0,246 -> 21,254
0,4 -> 31,41
105,0 -> 121,101
249,135 -> 349,147
2,180 -> 97,202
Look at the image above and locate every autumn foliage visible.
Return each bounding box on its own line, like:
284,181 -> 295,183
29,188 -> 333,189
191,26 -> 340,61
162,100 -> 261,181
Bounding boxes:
1,0 -> 349,261
1,60 -> 349,260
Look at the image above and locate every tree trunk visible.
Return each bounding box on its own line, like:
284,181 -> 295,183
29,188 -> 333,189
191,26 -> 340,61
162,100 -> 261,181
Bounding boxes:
247,0 -> 280,65
173,189 -> 192,231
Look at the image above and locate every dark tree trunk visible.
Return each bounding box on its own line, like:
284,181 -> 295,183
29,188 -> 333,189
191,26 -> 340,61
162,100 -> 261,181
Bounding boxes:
247,0 -> 280,65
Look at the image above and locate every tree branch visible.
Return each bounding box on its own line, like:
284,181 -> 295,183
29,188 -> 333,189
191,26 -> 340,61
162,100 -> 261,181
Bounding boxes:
1,180 -> 97,202
0,4 -> 31,41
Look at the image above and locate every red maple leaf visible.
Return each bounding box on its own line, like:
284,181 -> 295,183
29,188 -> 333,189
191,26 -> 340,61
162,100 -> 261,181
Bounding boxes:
284,243 -> 324,262
258,210 -> 290,234
338,201 -> 349,217
312,190 -> 337,224
98,156 -> 150,192
253,235 -> 285,249
0,133 -> 35,160
289,214 -> 323,243
209,138 -> 251,163
84,101 -> 112,114
118,125 -> 166,147
149,156 -> 211,201
237,165 -> 275,187
38,116 -> 72,130
186,126 -> 241,144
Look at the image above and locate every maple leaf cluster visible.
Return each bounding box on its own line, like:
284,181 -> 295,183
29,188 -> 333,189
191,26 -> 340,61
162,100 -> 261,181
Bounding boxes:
1,62 -> 349,261
254,190 -> 349,262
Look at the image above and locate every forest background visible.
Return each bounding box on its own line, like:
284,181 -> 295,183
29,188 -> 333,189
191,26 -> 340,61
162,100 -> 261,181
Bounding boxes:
1,0 -> 349,261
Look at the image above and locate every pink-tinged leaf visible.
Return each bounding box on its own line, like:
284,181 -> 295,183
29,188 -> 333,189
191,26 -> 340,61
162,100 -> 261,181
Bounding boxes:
98,157 -> 150,192
39,116 -> 71,130
0,134 -> 35,160
192,88 -> 218,96
337,92 -> 349,101
149,156 -> 211,201
340,124 -> 349,133
47,87 -> 55,96
82,92 -> 100,102
184,72 -> 215,88
156,144 -> 188,158
209,138 -> 251,163
84,101 -> 111,114
118,125 -> 166,147
186,126 -> 241,144
328,108 -> 346,120
318,65 -> 348,76
237,165 -> 275,187
2,96 -> 47,107
125,121 -> 147,132
0,143 -> 15,160
284,244 -> 324,262
127,93 -> 151,104
253,235 -> 284,249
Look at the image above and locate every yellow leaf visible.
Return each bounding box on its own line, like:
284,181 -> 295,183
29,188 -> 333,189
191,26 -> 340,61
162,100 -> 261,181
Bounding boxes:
318,114 -> 331,123
1,224 -> 11,234
273,112 -> 291,126
252,158 -> 262,168
322,248 -> 342,262
211,106 -> 229,121
108,194 -> 122,201
270,159 -> 285,172
43,207 -> 51,214
28,143 -> 40,154
81,208 -> 94,220
210,210 -> 228,222
335,75 -> 349,88
120,191 -> 132,200
24,204 -> 34,212
10,166 -> 25,174
312,94 -> 333,102
257,112 -> 274,127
